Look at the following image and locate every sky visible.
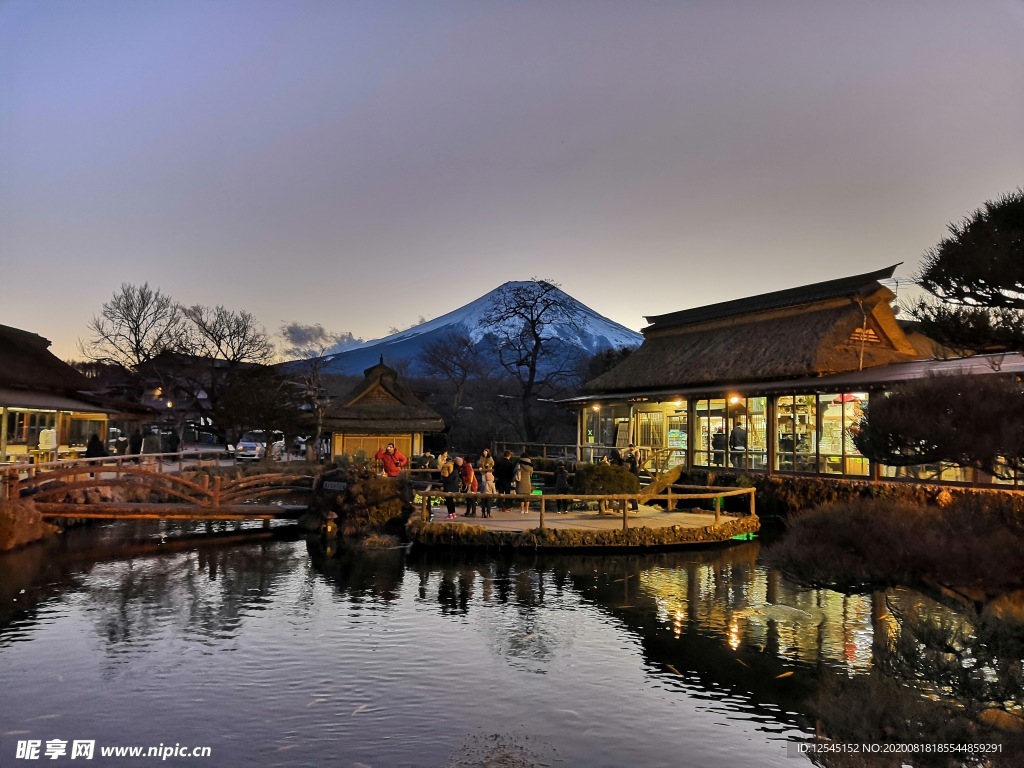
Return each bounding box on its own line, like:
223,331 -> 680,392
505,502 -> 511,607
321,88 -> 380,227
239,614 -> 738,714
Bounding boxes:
3,0 -> 1024,361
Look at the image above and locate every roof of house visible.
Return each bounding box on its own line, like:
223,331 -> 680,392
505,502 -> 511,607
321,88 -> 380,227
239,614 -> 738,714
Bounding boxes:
560,352 -> 1024,403
0,324 -> 94,393
323,358 -> 444,433
583,265 -> 920,394
643,264 -> 900,331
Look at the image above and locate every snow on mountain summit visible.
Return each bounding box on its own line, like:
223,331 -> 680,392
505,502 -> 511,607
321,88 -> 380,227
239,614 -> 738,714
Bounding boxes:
319,281 -> 642,376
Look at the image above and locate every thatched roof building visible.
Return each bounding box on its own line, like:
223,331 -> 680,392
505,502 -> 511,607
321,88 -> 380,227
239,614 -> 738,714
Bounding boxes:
0,324 -> 94,395
323,358 -> 443,461
556,266 -> 1016,487
584,265 -> 920,394
0,324 -> 115,459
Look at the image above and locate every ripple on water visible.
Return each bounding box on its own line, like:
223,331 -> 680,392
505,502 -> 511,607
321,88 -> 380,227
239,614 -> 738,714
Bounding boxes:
0,539 -> 830,768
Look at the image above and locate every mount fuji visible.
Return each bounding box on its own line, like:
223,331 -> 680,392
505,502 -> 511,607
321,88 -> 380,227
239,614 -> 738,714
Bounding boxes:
315,281 -> 643,376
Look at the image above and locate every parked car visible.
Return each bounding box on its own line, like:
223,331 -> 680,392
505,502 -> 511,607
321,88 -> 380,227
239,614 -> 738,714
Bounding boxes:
230,431 -> 284,461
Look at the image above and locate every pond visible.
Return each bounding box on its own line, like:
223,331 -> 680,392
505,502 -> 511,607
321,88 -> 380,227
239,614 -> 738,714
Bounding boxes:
0,522 -> 1017,767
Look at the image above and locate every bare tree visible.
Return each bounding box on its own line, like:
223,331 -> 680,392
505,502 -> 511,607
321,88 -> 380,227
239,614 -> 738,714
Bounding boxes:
479,279 -> 584,442
82,283 -> 188,367
418,330 -> 483,447
181,305 -> 274,365
281,323 -> 348,460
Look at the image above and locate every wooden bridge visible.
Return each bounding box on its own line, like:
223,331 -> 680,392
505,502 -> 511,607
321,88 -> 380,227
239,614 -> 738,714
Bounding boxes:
2,454 -> 314,522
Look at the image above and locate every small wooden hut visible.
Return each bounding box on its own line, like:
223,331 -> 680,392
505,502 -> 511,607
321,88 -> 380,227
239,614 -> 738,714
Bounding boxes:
322,357 -> 444,462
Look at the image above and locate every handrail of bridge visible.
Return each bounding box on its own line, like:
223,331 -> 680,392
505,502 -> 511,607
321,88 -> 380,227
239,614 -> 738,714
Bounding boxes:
1,450 -> 316,503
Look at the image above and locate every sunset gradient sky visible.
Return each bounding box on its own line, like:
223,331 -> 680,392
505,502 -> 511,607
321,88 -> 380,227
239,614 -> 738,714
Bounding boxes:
3,1 -> 1023,360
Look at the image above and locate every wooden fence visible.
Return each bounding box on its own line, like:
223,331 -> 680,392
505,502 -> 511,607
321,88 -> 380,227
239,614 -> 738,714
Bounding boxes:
414,484 -> 756,532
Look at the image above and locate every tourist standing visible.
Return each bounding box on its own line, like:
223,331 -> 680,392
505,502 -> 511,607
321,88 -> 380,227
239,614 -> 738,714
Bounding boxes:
112,433 -> 129,457
514,452 -> 534,514
129,430 -> 143,464
435,449 -> 450,482
729,419 -> 747,468
712,426 -> 727,466
141,430 -> 162,466
625,445 -> 640,511
494,450 -> 516,511
460,458 -> 478,517
441,455 -> 460,519
84,434 -> 107,459
375,443 -> 408,477
480,470 -> 496,518
477,448 -> 495,477
553,461 -> 571,513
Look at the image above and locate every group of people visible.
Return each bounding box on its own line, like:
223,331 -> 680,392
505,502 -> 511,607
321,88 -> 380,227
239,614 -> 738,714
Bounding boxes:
432,448 -> 538,519
86,430 -> 169,461
377,442 -> 657,519
711,419 -> 747,467
383,446 -> 551,519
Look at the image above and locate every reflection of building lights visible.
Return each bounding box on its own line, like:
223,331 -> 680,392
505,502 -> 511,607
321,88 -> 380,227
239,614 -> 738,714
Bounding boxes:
673,610 -> 684,639
728,620 -> 740,650
166,401 -> 173,409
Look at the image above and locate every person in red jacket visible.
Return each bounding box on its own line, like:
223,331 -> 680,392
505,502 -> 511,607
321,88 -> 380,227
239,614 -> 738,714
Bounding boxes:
375,443 -> 408,477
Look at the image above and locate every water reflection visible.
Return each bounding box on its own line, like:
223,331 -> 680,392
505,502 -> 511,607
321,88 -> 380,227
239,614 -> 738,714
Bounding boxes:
305,540 -> 406,604
3,526 -> 1022,766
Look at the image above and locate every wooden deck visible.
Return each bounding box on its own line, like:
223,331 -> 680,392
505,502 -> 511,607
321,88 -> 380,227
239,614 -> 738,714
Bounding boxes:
427,503 -> 733,532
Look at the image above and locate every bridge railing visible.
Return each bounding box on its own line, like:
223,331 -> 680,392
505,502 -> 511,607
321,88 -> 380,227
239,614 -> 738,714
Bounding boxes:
0,450 -> 316,502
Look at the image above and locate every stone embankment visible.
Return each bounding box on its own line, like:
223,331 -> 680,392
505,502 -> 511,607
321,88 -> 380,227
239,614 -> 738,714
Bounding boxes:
0,500 -> 59,552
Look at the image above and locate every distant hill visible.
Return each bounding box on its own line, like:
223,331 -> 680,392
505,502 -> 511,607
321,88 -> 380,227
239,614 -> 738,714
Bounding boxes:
313,281 -> 643,376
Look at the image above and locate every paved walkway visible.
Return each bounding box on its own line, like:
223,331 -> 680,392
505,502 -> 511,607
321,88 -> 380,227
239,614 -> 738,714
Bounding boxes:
425,502 -> 737,532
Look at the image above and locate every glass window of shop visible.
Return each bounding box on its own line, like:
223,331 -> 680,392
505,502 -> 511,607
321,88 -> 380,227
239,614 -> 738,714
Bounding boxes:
775,395 -> 818,472
725,396 -> 767,470
636,411 -> 664,449
878,461 -> 974,484
693,398 -> 727,467
67,416 -> 107,447
4,410 -> 56,446
818,392 -> 869,476
693,397 -> 766,469
582,404 -> 630,462
666,410 -> 688,469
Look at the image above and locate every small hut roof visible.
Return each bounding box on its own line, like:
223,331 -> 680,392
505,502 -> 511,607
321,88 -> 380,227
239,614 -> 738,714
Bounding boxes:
323,357 -> 444,432
0,324 -> 94,393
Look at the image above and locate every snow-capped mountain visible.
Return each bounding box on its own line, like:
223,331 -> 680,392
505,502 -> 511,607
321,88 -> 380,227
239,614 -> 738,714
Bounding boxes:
316,281 -> 643,376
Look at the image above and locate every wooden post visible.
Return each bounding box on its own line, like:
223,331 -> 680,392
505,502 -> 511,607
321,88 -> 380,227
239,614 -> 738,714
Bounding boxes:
622,496 -> 628,533
715,496 -> 721,524
666,486 -> 673,512
539,495 -> 545,529
748,488 -> 755,517
422,493 -> 429,522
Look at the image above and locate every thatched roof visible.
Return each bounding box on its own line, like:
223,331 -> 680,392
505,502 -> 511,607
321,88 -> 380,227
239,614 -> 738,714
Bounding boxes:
0,324 -> 94,393
323,358 -> 444,434
643,264 -> 901,330
584,267 -> 922,394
